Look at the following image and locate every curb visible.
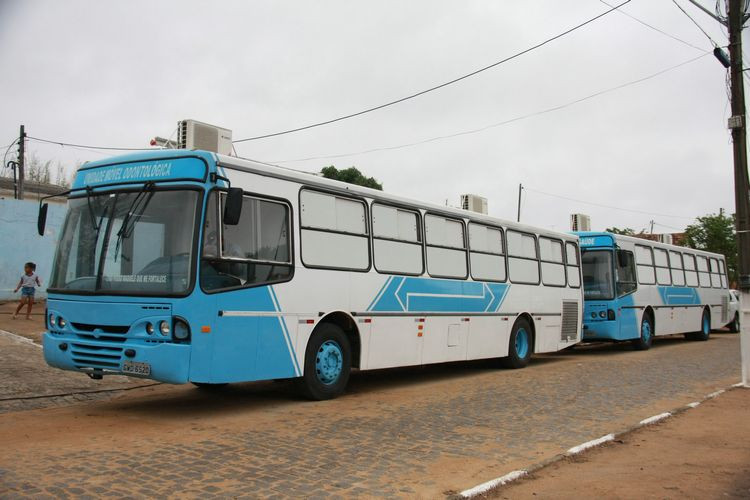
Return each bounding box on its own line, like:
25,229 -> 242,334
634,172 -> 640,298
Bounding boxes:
456,382 -> 748,499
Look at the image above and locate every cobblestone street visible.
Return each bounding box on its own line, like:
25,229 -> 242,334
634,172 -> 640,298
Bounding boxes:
0,328 -> 741,498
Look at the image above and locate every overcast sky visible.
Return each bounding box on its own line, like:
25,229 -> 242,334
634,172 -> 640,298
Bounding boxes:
0,0 -> 741,233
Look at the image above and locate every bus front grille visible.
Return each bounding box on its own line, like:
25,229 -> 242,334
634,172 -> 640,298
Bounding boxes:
71,342 -> 123,371
561,300 -> 579,341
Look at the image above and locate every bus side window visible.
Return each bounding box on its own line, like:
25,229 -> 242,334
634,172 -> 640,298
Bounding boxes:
507,231 -> 540,284
696,256 -> 711,287
709,257 -> 721,288
425,214 -> 467,279
372,204 -> 423,275
683,253 -> 699,287
719,259 -> 728,288
669,250 -> 685,286
634,245 -> 656,285
653,248 -> 671,285
539,237 -> 565,287
616,250 -> 637,296
468,223 -> 506,282
300,190 -> 370,271
565,242 -> 581,288
201,191 -> 293,292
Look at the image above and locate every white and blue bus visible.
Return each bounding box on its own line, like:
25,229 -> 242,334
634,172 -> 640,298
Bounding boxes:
575,231 -> 736,350
39,150 -> 583,399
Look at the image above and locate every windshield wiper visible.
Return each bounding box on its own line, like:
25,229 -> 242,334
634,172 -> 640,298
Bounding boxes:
113,182 -> 155,262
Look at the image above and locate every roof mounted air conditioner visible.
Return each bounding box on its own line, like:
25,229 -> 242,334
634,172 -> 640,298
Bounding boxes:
177,119 -> 232,155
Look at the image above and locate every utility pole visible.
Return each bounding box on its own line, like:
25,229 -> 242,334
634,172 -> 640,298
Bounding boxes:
727,0 -> 750,290
726,0 -> 750,387
649,219 -> 655,234
516,183 -> 523,222
17,124 -> 26,200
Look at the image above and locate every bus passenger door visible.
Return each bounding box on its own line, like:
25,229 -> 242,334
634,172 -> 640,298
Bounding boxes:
615,250 -> 639,340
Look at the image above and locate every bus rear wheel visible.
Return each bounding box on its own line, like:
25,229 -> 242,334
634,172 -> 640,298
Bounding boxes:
686,309 -> 711,341
297,323 -> 351,401
632,314 -> 653,351
502,318 -> 533,369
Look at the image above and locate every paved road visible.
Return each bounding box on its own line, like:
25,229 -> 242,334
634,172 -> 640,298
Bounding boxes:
0,333 -> 741,498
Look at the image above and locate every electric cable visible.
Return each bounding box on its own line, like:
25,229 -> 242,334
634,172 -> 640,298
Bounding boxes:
270,52 -> 710,164
600,0 -> 707,51
671,0 -> 721,47
524,187 -> 694,220
232,0 -> 632,143
27,136 -> 155,151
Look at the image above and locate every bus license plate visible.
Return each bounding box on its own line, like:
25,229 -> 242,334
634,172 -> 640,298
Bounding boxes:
122,361 -> 151,376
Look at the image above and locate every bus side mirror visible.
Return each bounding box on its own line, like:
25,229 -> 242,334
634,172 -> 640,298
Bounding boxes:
223,188 -> 243,225
616,249 -> 627,267
37,203 -> 49,236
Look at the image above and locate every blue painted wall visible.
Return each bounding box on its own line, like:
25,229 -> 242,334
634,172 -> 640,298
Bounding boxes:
0,198 -> 66,301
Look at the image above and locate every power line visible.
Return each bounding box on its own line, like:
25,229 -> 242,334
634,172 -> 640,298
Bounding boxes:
270,52 -> 710,164
233,0 -> 632,144
599,0 -> 707,51
27,136 -> 155,151
524,187 -> 694,220
671,0 -> 721,47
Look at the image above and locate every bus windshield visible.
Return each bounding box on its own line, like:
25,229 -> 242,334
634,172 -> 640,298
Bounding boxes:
49,189 -> 201,295
581,250 -> 614,300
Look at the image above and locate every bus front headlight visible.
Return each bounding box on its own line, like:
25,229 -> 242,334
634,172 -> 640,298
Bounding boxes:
173,318 -> 190,341
159,320 -> 170,336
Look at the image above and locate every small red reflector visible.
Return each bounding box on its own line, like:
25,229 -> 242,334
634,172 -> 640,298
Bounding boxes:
306,319 -> 315,324
364,318 -> 372,323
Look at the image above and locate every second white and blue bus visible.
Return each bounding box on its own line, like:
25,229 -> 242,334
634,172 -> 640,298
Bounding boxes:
575,231 -> 736,349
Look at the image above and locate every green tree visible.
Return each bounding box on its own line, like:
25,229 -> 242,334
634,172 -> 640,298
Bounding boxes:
684,211 -> 737,284
321,166 -> 383,190
605,227 -> 636,236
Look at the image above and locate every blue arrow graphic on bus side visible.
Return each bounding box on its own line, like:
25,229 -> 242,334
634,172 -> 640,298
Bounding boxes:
369,277 -> 509,313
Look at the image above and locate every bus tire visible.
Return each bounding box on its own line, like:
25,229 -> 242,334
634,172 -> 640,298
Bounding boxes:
502,318 -> 533,369
687,309 -> 711,341
729,313 -> 740,333
632,314 -> 653,351
297,323 -> 351,401
192,382 -> 228,389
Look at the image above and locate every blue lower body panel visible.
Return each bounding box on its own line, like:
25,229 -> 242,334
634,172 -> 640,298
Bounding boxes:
43,333 -> 191,384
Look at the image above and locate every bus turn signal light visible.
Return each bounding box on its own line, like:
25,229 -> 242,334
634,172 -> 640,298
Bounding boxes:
201,326 -> 211,333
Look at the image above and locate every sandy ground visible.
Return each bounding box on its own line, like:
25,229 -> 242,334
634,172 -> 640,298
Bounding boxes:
0,299 -> 47,343
492,387 -> 750,500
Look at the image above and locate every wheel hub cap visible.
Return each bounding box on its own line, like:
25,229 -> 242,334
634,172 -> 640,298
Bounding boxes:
316,340 -> 343,385
515,328 -> 529,358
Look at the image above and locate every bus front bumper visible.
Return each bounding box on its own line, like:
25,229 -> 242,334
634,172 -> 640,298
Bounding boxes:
43,333 -> 191,384
582,320 -> 620,341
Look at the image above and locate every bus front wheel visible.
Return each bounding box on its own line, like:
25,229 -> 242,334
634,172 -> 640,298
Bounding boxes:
297,323 -> 351,401
502,318 -> 533,369
632,314 -> 653,351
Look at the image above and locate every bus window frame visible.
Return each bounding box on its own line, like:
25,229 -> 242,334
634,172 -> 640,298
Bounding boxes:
371,201 -> 425,277
668,250 -> 686,286
298,187 -> 372,273
538,236 -> 566,288
424,212 -> 469,280
201,187 -> 296,295
47,184 -> 205,299
467,221 -> 508,283
683,252 -> 699,288
709,257 -> 722,289
634,244 -> 657,285
653,246 -> 672,286
506,229 -> 541,286
615,249 -> 638,297
565,241 -> 581,289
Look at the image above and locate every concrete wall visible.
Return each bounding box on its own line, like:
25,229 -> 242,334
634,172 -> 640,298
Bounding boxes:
0,198 -> 67,301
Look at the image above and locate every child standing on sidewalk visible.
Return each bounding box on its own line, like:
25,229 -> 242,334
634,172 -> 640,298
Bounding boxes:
13,262 -> 42,320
